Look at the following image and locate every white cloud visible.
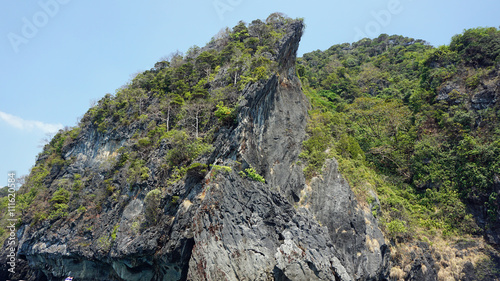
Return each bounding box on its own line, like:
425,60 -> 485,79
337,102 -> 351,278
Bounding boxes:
0,111 -> 63,134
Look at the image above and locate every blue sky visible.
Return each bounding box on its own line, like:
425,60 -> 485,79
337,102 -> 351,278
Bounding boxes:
1,0 -> 499,185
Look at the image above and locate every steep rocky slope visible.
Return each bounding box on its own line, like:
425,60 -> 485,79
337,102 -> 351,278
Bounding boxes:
1,16 -> 390,280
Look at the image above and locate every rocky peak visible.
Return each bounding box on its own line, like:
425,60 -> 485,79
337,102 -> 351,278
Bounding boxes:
276,20 -> 303,74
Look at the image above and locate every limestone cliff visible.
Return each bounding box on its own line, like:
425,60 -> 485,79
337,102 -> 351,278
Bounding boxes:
1,16 -> 390,281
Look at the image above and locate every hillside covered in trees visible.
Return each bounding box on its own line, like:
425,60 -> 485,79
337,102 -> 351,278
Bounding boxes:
0,13 -> 499,280
297,27 -> 500,279
298,27 -> 500,238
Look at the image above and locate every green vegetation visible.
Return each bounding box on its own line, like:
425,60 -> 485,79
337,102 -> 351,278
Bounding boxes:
298,28 -> 500,239
171,195 -> 180,205
144,189 -> 162,224
77,205 -> 87,214
48,203 -> 69,220
97,235 -> 111,252
164,130 -> 212,166
73,174 -> 83,191
386,220 -> 407,239
111,224 -> 120,241
239,167 -> 265,183
127,158 -> 150,184
50,188 -> 70,204
214,102 -> 236,124
211,165 -> 232,176
299,110 -> 334,178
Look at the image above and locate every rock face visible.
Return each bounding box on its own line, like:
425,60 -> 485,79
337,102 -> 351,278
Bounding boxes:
305,159 -> 390,280
2,19 -> 390,280
471,88 -> 498,110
